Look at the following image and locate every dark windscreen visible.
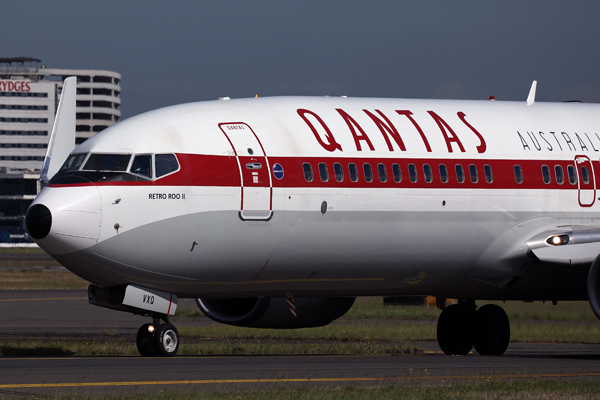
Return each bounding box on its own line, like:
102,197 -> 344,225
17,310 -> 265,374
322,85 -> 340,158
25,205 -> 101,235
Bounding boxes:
83,154 -> 131,171
59,154 -> 87,172
155,154 -> 179,178
130,155 -> 152,178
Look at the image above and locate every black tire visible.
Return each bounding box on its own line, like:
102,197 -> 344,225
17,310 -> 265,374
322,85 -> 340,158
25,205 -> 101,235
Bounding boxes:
137,323 -> 157,357
437,304 -> 475,355
473,304 -> 510,356
154,323 -> 179,357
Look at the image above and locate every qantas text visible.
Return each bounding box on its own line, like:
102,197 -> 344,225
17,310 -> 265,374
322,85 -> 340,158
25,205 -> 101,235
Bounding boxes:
298,108 -> 487,154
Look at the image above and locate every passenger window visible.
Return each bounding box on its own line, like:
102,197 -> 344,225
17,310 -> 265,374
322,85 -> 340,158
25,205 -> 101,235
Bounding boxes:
408,163 -> 418,183
83,153 -> 131,172
582,166 -> 590,184
392,163 -> 401,183
302,162 -> 313,182
423,164 -> 432,183
155,154 -> 179,178
439,164 -> 448,183
555,165 -> 564,184
514,165 -> 523,184
469,164 -> 478,183
378,163 -> 387,183
318,162 -> 329,182
348,163 -> 359,182
541,165 -> 551,184
363,163 -> 373,183
334,162 -> 344,182
567,165 -> 577,185
484,164 -> 493,184
455,164 -> 465,183
130,155 -> 152,179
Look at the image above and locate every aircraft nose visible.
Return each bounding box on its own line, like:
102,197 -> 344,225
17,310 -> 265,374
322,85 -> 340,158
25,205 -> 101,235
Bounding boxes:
25,204 -> 52,240
27,185 -> 102,257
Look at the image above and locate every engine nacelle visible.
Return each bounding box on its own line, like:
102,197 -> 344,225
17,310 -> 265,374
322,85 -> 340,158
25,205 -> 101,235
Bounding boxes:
195,297 -> 355,329
588,255 -> 600,320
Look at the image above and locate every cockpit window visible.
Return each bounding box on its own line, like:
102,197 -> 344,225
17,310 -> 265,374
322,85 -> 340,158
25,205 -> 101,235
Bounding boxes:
59,154 -> 87,172
130,155 -> 152,179
83,154 -> 131,172
155,154 -> 179,178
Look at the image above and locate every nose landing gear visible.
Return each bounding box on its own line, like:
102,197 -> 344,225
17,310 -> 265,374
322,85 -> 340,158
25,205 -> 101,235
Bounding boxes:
136,316 -> 180,357
436,301 -> 510,356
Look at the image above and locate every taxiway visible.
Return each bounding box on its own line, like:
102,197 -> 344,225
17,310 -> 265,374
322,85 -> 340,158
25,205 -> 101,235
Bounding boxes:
0,290 -> 598,397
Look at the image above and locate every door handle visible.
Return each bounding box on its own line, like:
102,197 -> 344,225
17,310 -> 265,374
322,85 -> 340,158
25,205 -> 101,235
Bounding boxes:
246,163 -> 262,170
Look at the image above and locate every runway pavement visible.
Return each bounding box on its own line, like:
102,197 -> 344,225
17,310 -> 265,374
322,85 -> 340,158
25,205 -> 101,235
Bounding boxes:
0,290 -> 598,397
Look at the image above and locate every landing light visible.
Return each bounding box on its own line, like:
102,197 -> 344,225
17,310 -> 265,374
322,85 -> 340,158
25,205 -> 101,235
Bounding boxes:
148,325 -> 155,333
547,235 -> 569,246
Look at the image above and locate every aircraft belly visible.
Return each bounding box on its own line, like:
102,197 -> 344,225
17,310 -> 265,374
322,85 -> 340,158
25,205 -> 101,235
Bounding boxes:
91,209 -> 281,294
243,209 -> 528,297
86,206 -> 540,298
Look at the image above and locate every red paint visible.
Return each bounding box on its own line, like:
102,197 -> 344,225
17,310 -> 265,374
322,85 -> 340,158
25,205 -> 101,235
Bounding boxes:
428,111 -> 466,153
48,153 -> 600,198
285,294 -> 297,318
0,80 -> 31,92
575,155 -> 596,207
395,110 -> 432,152
299,108 -> 488,154
269,156 -> 594,191
336,108 -> 375,151
48,154 -> 240,188
219,122 -> 273,212
457,112 -> 487,154
297,109 -> 343,152
363,109 -> 407,152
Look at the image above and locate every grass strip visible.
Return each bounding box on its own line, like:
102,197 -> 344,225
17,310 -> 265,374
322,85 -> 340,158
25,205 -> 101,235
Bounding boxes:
1,317 -> 598,357
0,269 -> 88,290
0,338 -> 420,357
178,320 -> 600,344
0,248 -> 47,254
176,298 -> 599,322
178,323 -> 436,342
511,322 -> 600,343
344,297 -> 599,322
53,380 -> 600,399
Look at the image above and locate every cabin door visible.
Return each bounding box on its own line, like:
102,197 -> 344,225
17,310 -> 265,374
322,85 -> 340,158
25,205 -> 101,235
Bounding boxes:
575,155 -> 596,207
219,122 -> 273,220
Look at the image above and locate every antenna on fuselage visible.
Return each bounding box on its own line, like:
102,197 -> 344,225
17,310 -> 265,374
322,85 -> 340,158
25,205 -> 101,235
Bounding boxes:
526,80 -> 537,106
40,76 -> 76,184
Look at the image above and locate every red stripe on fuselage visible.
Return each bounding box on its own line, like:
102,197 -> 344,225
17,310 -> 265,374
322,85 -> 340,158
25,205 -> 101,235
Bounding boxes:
47,153 -> 595,191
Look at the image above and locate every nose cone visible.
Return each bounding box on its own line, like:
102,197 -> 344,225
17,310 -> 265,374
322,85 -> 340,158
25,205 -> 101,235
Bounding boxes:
28,185 -> 102,257
26,204 -> 52,240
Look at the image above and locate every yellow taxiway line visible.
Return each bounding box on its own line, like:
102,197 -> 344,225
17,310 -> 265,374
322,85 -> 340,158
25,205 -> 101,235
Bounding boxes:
1,373 -> 599,389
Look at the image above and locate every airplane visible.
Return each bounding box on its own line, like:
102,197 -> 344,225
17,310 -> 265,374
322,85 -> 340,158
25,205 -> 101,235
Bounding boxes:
24,78 -> 600,357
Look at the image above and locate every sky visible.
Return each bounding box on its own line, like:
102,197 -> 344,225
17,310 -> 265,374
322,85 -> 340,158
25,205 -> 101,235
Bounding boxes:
2,1 -> 599,119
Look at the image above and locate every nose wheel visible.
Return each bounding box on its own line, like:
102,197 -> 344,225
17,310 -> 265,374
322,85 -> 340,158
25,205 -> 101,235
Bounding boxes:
136,320 -> 180,357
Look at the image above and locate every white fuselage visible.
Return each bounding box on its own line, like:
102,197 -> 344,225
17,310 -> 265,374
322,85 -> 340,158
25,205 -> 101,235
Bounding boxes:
29,96 -> 600,300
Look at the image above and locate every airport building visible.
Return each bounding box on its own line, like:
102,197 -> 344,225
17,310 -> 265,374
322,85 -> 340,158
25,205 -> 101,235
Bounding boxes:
0,57 -> 121,239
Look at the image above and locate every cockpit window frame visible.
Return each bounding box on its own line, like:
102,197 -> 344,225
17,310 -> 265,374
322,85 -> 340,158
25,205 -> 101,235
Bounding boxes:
129,153 -> 154,180
154,153 -> 180,179
59,153 -> 90,172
